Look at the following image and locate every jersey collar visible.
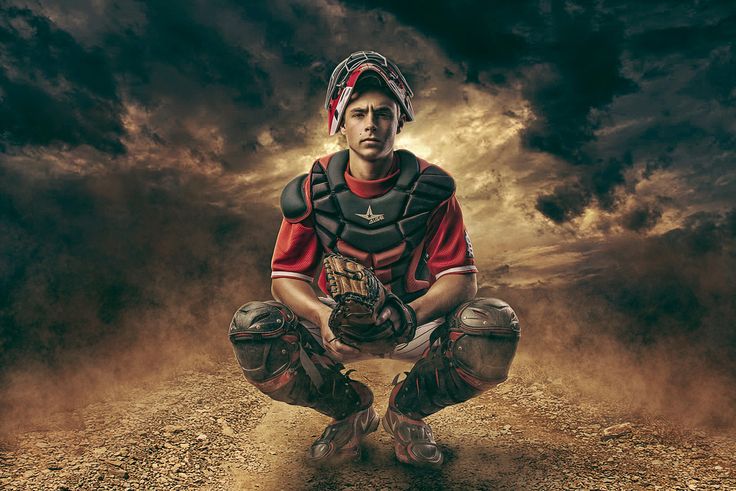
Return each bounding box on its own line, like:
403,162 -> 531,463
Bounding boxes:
344,154 -> 400,198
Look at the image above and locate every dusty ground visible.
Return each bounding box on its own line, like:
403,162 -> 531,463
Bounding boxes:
1,355 -> 734,490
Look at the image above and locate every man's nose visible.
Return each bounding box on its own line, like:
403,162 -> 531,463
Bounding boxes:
365,109 -> 378,130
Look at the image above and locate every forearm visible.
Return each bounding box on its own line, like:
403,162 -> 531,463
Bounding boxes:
271,277 -> 332,326
409,273 -> 478,325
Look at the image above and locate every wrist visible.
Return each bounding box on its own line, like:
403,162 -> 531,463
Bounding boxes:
386,293 -> 417,342
310,301 -> 332,325
408,298 -> 429,325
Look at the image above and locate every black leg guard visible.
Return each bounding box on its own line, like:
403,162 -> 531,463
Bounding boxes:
229,301 -> 372,420
390,297 -> 520,419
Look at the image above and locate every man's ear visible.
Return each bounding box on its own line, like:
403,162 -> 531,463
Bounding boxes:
396,117 -> 405,134
339,123 -> 346,136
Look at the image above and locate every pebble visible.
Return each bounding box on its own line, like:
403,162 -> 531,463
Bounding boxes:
602,422 -> 633,440
162,425 -> 185,434
92,447 -> 107,456
221,422 -> 236,437
106,466 -> 129,479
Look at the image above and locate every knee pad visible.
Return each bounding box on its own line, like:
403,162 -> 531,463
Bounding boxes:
228,301 -> 299,384
449,297 -> 520,385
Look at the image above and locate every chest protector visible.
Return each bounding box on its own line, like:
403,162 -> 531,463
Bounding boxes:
282,149 -> 455,303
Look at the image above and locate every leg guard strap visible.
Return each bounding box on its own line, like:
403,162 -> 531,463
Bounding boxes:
389,352 -> 482,420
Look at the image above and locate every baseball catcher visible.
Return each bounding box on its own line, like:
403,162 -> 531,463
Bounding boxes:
229,50 -> 520,467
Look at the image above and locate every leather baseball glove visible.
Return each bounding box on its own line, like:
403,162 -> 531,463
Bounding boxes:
323,253 -> 417,355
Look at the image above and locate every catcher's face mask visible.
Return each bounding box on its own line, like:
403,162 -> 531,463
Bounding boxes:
325,50 -> 414,136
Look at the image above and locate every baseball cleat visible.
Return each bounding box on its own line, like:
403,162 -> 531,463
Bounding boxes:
382,406 -> 444,467
307,406 -> 379,464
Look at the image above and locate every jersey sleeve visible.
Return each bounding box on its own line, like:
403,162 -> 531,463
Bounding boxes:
270,217 -> 322,282
425,195 -> 478,281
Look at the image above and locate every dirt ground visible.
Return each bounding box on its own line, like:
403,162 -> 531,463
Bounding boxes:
1,355 -> 734,490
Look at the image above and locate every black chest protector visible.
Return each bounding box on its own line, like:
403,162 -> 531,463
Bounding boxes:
281,149 -> 455,302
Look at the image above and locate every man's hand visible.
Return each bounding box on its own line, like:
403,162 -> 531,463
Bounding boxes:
376,304 -> 402,332
271,277 -> 360,359
317,308 -> 360,360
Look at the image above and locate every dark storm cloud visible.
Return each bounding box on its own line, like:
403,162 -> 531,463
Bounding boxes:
107,1 -> 273,108
621,201 -> 663,232
535,182 -> 591,224
685,46 -> 736,107
535,153 -> 633,222
342,0 -> 535,70
629,10 -> 735,61
0,0 -> 337,168
0,6 -> 125,153
519,8 -> 636,164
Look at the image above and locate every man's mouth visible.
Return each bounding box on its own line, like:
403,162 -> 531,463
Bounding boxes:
361,138 -> 381,143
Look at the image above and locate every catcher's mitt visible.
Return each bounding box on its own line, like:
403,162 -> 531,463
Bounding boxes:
323,254 -> 417,355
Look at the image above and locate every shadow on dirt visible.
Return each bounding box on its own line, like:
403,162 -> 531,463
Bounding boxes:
254,440 -> 577,490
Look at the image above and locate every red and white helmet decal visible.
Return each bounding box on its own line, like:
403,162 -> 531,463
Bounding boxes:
325,51 -> 415,136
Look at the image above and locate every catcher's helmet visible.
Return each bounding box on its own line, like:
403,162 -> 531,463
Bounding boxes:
325,50 -> 415,136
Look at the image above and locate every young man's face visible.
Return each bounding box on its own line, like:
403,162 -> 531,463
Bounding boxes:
340,89 -> 403,162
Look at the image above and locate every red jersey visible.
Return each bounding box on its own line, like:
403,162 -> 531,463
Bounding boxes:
271,153 -> 477,298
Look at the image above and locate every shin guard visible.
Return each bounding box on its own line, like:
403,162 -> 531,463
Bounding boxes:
229,301 -> 372,420
391,297 -> 520,419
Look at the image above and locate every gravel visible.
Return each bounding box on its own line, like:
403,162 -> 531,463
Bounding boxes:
1,358 -> 734,490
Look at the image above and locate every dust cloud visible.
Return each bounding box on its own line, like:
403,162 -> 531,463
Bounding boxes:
484,211 -> 736,432
0,164 -> 280,437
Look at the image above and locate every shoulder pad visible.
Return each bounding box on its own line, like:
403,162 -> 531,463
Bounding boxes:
280,173 -> 311,223
416,164 -> 456,201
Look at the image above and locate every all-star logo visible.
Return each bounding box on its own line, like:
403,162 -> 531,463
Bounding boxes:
356,205 -> 384,224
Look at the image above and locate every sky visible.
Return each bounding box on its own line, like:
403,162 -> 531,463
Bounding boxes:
1,1 -> 735,428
